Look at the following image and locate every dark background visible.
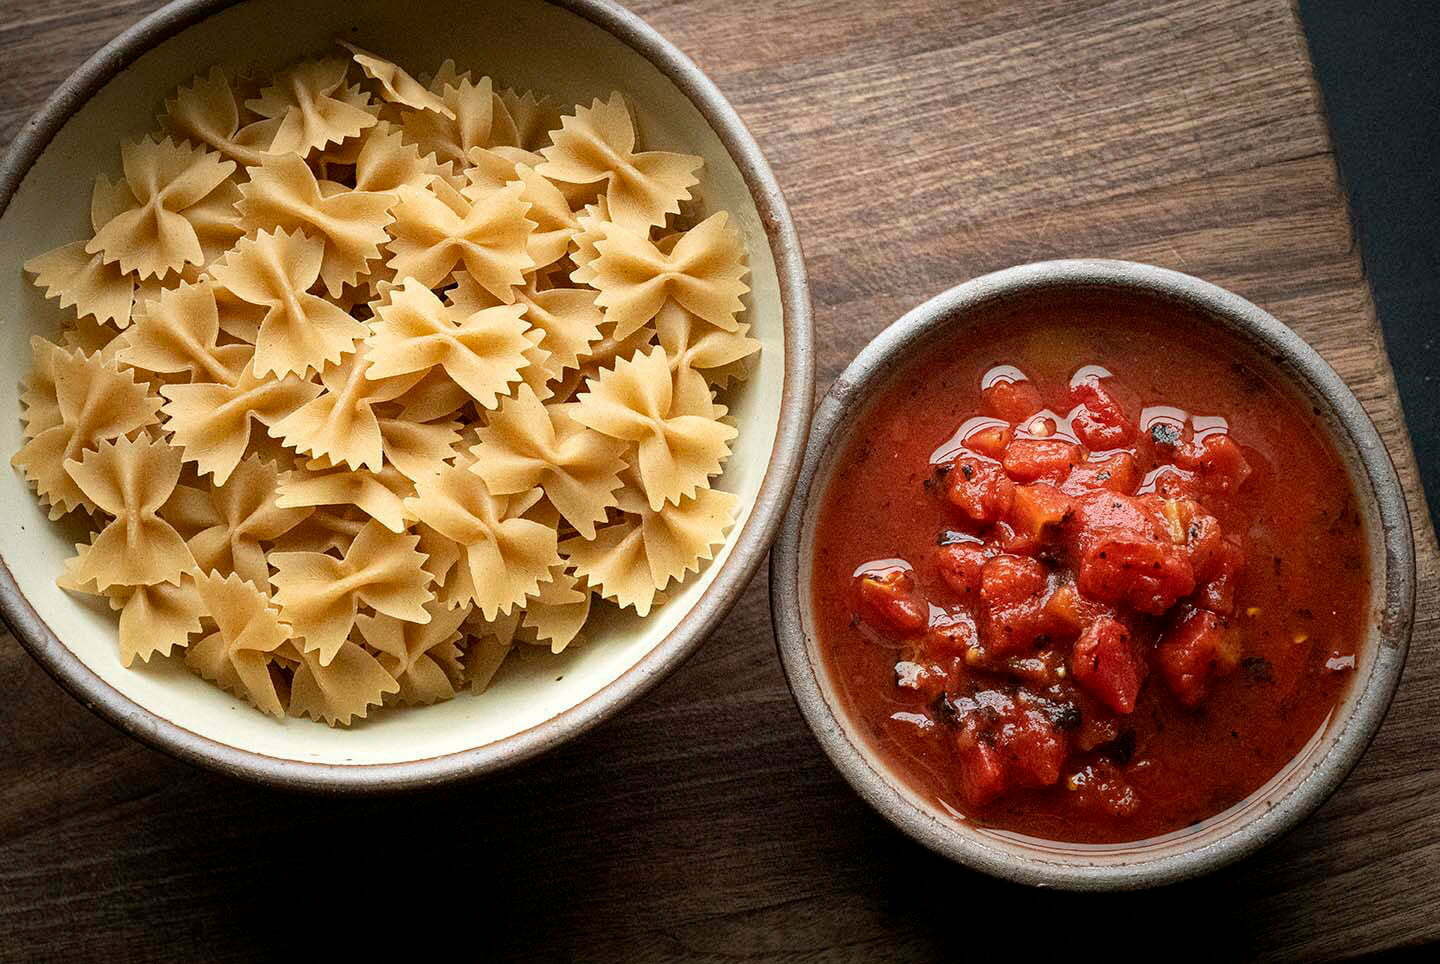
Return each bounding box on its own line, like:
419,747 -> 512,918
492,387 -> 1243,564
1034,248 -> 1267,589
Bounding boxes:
1299,0 -> 1440,531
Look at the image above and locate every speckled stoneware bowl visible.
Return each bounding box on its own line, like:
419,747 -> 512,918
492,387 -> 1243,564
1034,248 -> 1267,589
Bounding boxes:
770,259 -> 1414,890
0,0 -> 813,791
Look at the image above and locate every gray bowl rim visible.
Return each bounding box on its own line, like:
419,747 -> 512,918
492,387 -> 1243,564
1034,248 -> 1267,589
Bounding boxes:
770,258 -> 1415,890
0,0 -> 815,793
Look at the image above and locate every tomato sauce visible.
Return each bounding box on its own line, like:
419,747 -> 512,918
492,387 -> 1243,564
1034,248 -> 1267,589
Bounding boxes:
811,296 -> 1370,843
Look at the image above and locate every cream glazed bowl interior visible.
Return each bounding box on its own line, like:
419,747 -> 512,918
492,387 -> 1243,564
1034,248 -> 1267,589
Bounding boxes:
770,260 -> 1413,890
0,0 -> 812,790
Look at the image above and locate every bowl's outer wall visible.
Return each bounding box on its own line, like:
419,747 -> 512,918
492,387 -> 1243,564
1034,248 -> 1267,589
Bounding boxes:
0,0 -> 813,789
771,259 -> 1414,890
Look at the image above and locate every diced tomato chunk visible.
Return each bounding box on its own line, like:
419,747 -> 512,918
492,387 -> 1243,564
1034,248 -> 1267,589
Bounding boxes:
954,726 -> 1008,807
936,542 -> 989,596
1006,483 -> 1074,548
1076,538 -> 1195,616
1003,438 -> 1084,483
1068,761 -> 1140,817
979,557 -> 1054,656
944,456 -> 1014,523
1156,607 -> 1241,707
981,554 -> 1047,607
1074,712 -> 1121,752
1070,377 -> 1136,450
964,424 -> 1013,460
1068,490 -> 1168,540
1041,579 -> 1110,637
894,658 -> 952,700
1065,491 -> 1195,615
857,569 -> 929,635
1061,452 -> 1140,496
1070,616 -> 1146,714
1176,434 -> 1252,495
950,689 -> 1068,805
1195,536 -> 1245,616
982,378 -> 1044,423
923,616 -> 977,657
982,599 -> 1053,656
996,695 -> 1069,788
1151,466 -> 1199,500
1156,497 -> 1224,576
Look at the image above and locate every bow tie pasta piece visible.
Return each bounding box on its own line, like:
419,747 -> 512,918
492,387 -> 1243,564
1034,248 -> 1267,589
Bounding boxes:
461,607 -> 522,693
62,435 -> 194,590
112,576 -> 205,667
522,566 -> 592,653
569,196 -> 615,284
403,464 -> 560,620
375,413 -> 461,481
514,328 -> 563,403
386,180 -> 535,294
537,92 -> 702,230
276,461 -> 415,533
24,175 -> 143,328
413,522 -> 465,610
165,455 -> 312,587
161,355 -> 322,484
272,504 -> 369,556
400,72 -> 509,169
161,67 -> 282,167
512,163 -> 579,270
572,346 -> 736,511
462,149 -> 603,229
390,367 -> 473,423
455,159 -> 578,269
561,316 -> 661,396
562,485 -> 737,618
12,345 -> 162,518
497,88 -> 564,152
366,278 -> 532,409
244,58 -> 378,157
353,122 -> 448,194
587,212 -> 749,340
207,228 -> 368,377
184,570 -> 292,718
85,137 -> 237,280
121,281 -> 253,384
270,519 -> 434,664
19,337 -> 71,441
269,345 -> 424,472
447,272 -> 604,375
518,284 -> 605,373
463,144 -> 539,194
469,385 -> 626,539
356,601 -> 468,705
236,153 -> 397,297
185,180 -> 247,269
340,42 -> 455,119
287,637 -> 399,726
656,301 -> 761,389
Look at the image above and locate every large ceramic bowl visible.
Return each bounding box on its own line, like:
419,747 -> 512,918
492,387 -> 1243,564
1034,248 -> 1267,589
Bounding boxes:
0,0 -> 812,790
770,260 -> 1413,889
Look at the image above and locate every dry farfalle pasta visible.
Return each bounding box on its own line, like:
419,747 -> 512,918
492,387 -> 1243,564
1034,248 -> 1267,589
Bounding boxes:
13,43 -> 755,725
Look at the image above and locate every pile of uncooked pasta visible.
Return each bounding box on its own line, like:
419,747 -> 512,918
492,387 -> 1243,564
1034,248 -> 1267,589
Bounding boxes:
14,43 -> 758,725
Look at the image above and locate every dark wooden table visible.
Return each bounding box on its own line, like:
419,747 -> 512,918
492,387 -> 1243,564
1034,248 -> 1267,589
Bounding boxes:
3,1 -> 1438,960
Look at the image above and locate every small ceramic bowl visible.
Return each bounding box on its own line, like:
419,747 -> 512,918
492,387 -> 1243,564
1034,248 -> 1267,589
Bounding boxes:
0,0 -> 813,790
770,259 -> 1414,889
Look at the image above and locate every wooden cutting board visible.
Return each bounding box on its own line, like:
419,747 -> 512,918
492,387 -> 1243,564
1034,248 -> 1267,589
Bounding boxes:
1,0 -> 1436,959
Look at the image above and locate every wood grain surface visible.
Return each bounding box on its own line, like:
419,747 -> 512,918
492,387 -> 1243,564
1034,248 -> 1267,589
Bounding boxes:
2,0 -> 1437,960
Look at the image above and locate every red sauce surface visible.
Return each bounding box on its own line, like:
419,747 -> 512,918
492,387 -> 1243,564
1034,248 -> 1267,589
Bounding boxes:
811,297 -> 1370,843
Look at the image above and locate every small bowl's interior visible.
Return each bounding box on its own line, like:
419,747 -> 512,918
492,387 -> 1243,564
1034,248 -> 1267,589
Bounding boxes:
0,0 -> 786,765
790,278 -> 1404,885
